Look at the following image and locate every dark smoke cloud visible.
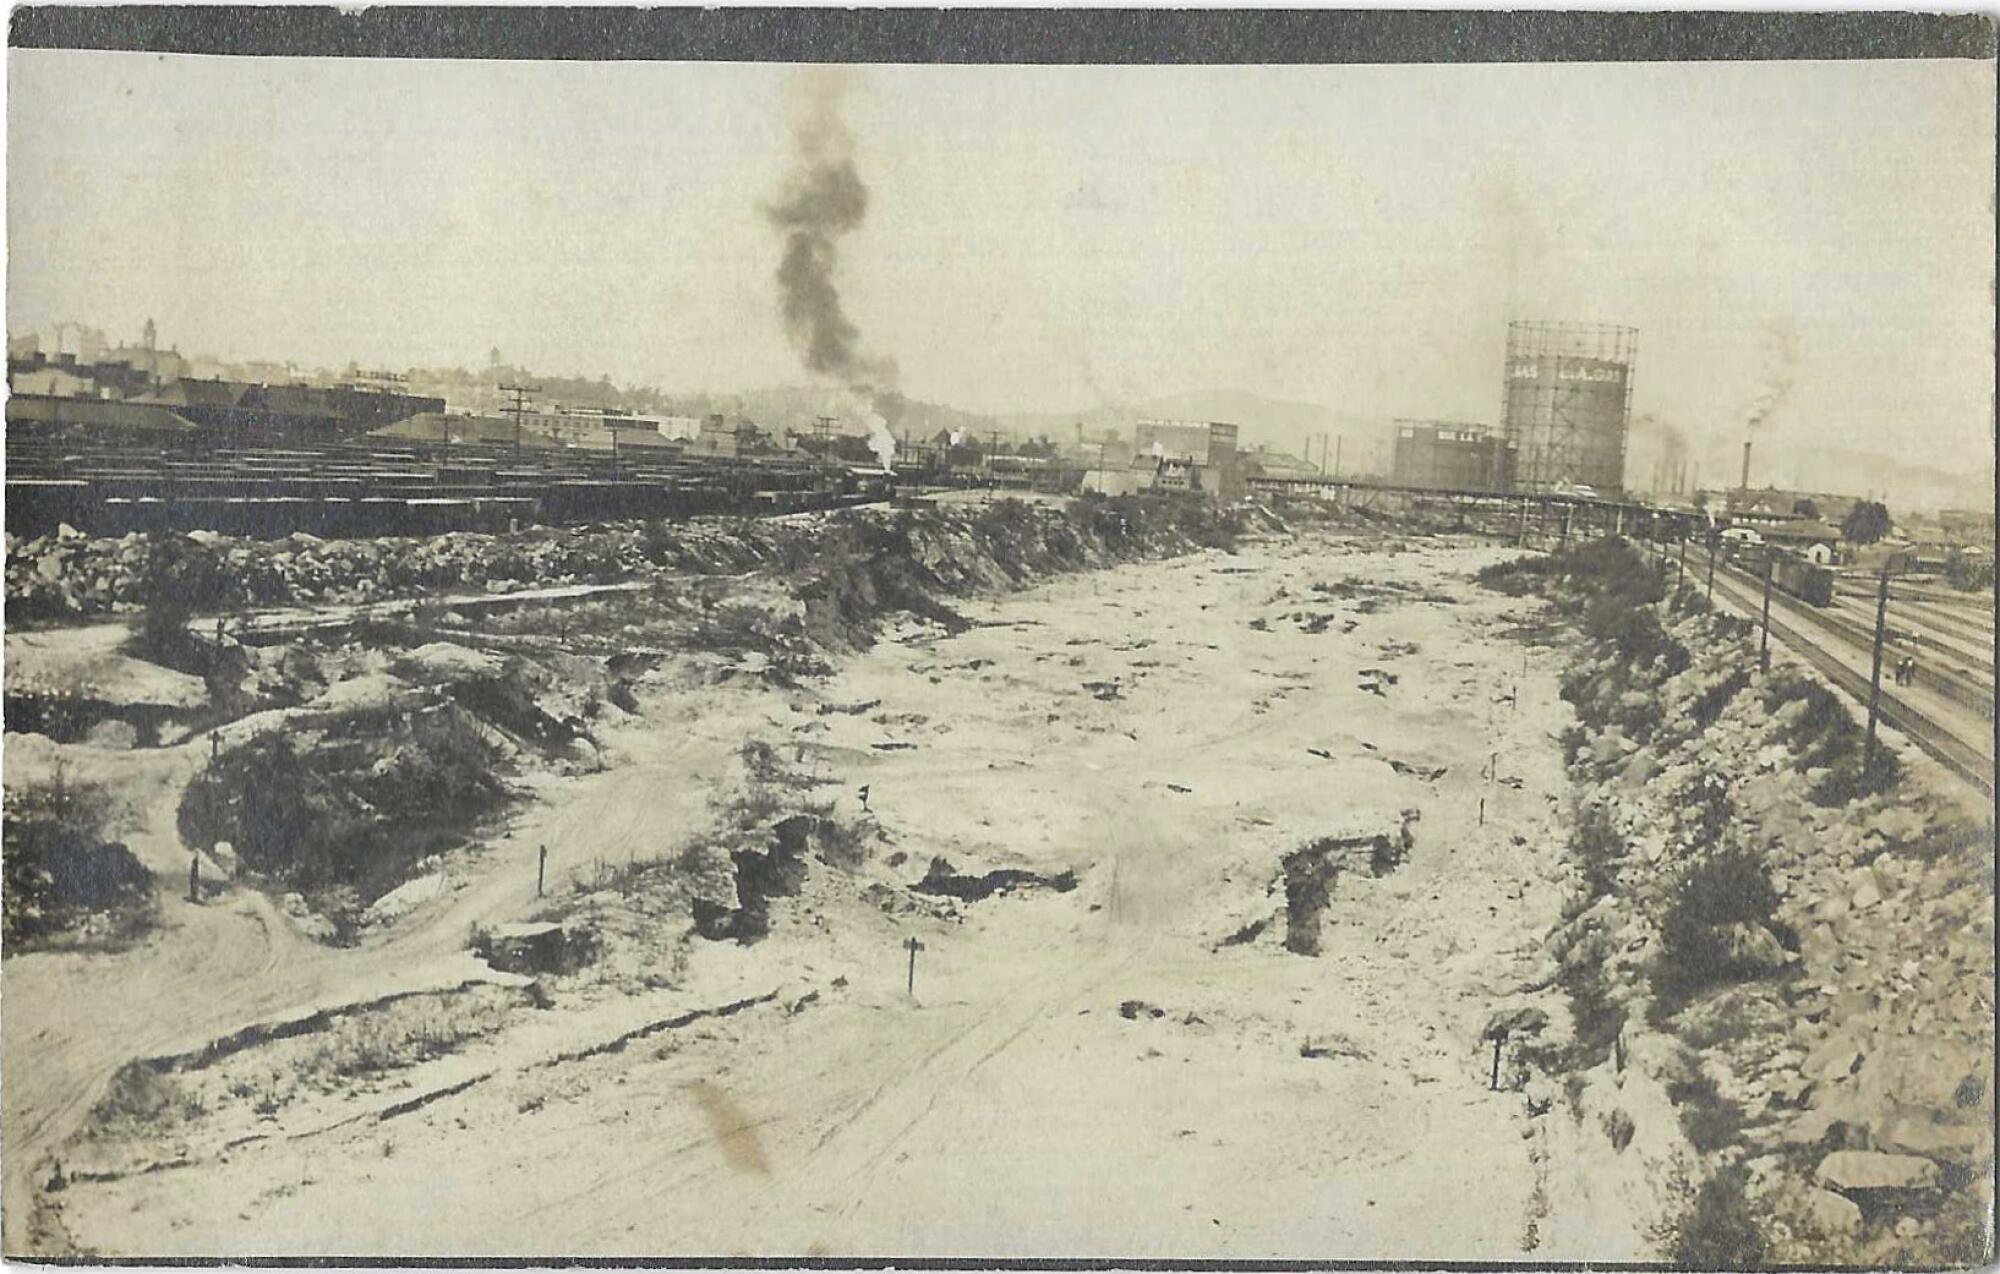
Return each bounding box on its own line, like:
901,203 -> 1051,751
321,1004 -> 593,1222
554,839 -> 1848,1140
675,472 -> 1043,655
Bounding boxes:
763,73 -> 897,393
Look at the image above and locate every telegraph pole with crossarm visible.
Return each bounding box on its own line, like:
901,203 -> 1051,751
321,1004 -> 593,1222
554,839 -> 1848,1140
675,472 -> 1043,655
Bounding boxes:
500,383 -> 541,452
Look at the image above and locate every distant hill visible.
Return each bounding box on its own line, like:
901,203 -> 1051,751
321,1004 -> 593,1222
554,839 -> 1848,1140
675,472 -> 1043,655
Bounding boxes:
1772,446 -> 1994,517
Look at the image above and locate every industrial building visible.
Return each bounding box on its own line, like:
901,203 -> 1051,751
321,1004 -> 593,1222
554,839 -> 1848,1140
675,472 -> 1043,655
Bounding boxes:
1390,420 -> 1515,492
1131,419 -> 1243,498
1500,321 -> 1636,494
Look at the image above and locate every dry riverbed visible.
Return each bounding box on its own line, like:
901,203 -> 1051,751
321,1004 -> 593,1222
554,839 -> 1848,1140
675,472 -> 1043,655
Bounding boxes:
24,529 -> 1660,1259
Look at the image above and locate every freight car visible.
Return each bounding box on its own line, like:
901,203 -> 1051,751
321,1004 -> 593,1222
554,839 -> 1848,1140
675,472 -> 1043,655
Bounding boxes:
1771,552 -> 1835,607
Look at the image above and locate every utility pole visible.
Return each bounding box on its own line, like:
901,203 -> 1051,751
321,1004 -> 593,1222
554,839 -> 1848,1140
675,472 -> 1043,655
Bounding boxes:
499,383 -> 540,452
1677,534 -> 1687,593
1706,531 -> 1717,603
1333,435 -> 1342,479
905,935 -> 925,995
1759,552 -> 1775,672
1865,567 -> 1890,768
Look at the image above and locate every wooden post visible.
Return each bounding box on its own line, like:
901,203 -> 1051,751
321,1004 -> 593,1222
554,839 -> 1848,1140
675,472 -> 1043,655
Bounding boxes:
188,854 -> 200,905
1490,1034 -> 1504,1090
1677,536 -> 1687,592
905,935 -> 925,995
537,845 -> 547,898
1759,554 -> 1775,672
1479,798 -> 1485,827
1865,568 -> 1890,768
1706,533 -> 1717,603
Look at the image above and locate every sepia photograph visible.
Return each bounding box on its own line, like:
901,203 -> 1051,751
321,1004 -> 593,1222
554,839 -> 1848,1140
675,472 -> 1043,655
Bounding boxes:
2,10 -> 1995,1266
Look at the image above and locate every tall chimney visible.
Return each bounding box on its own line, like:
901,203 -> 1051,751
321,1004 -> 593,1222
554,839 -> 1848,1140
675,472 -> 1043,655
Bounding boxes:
1740,440 -> 1752,491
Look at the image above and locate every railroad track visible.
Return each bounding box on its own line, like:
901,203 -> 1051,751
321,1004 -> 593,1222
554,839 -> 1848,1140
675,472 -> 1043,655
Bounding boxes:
1716,556 -> 1995,722
1837,598 -> 1995,679
1891,597 -> 1996,654
1707,563 -> 1995,799
1820,596 -> 1997,702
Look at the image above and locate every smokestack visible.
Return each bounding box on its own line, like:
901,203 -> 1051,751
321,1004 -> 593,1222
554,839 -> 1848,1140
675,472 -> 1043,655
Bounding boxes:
1740,440 -> 1752,491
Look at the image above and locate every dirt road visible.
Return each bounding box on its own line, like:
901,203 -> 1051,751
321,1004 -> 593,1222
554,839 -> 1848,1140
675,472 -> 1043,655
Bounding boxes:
27,532 -> 1655,1258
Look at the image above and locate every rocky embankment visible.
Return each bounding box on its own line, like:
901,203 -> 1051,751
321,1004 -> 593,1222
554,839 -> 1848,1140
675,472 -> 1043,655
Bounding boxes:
1486,540 -> 1993,1267
4,494 -> 1263,624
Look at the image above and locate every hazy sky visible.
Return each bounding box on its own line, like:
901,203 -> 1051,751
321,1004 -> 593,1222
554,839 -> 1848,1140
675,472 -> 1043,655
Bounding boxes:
8,51 -> 1994,472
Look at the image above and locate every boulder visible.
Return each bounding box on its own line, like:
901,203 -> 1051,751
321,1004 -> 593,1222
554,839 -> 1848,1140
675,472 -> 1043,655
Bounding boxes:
1722,922 -> 1791,972
1865,806 -> 1930,845
1816,1149 -> 1940,1192
1589,730 -> 1626,766
1619,748 -> 1661,788
1874,1113 -> 1987,1161
1853,1037 -> 1985,1112
1804,1186 -> 1863,1235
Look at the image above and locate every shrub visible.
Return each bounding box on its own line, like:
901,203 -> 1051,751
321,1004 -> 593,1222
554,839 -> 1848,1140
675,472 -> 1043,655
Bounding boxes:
1674,771 -> 1736,851
3,769 -> 152,948
179,706 -> 507,904
1666,1070 -> 1748,1152
1658,1165 -> 1767,1269
132,534 -> 233,668
1766,674 -> 1903,805
1688,667 -> 1752,733
1571,802 -> 1626,901
1654,847 -> 1780,999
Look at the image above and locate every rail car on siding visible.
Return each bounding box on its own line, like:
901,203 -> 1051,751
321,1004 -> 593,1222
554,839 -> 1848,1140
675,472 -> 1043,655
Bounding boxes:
1771,552 -> 1836,607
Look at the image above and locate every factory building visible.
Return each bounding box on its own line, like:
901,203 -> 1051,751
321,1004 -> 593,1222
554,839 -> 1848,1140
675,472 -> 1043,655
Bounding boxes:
1500,321 -> 1635,494
1131,419 -> 1243,498
1390,421 -> 1515,492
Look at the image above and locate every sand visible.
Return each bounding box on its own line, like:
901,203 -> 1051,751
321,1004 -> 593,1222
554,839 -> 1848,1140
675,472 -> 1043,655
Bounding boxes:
13,530 -> 1663,1259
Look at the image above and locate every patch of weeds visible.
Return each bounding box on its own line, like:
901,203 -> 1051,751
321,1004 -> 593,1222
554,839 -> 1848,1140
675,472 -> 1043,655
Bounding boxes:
3,765 -> 154,951
1665,1070 -> 1748,1153
1570,802 -> 1626,901
1688,667 -> 1752,733
1653,846 -> 1781,1003
1658,1164 -> 1766,1268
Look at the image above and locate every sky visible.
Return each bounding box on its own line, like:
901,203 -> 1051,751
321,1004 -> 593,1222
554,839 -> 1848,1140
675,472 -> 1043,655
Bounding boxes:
7,51 -> 1995,476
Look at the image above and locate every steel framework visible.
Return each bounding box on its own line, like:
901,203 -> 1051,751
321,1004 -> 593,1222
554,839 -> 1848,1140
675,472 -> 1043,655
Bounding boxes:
1500,321 -> 1637,494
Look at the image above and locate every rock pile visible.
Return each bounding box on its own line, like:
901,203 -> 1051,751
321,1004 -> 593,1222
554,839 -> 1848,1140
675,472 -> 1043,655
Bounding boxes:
1506,546 -> 1992,1265
6,495 -> 1259,625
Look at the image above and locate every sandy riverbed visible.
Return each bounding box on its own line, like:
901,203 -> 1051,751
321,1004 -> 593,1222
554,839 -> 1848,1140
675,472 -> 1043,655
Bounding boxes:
22,530 -> 1663,1259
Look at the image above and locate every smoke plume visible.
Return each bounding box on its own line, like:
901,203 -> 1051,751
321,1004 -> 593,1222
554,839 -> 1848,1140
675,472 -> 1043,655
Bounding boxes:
763,70 -> 902,451
1745,318 -> 1800,435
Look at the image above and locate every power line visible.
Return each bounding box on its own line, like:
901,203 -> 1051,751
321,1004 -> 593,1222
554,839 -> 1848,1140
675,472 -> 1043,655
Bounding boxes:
499,383 -> 541,452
